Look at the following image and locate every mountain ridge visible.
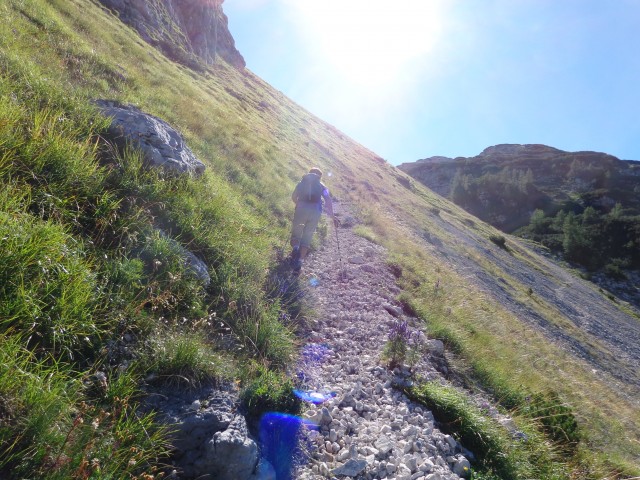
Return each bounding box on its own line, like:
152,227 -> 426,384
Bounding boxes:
399,143 -> 640,231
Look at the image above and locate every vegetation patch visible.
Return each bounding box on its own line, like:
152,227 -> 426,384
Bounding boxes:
408,382 -> 570,480
520,206 -> 640,274
488,234 -> 508,251
240,363 -> 302,422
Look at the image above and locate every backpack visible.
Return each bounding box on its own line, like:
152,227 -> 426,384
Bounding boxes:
296,173 -> 324,203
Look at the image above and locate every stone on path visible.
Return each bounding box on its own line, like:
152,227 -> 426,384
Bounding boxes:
374,435 -> 394,455
331,458 -> 367,477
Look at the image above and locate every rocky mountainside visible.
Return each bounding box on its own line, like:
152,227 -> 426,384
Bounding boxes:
399,144 -> 640,231
2,2 -> 640,479
98,0 -> 245,69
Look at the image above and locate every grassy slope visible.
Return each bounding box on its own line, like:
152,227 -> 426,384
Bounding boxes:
0,0 -> 638,477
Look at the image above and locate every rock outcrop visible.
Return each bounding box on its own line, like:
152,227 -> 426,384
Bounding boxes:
98,0 -> 245,69
143,387 -> 265,480
96,100 -> 206,176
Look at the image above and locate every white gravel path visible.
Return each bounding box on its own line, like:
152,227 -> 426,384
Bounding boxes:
291,208 -> 471,480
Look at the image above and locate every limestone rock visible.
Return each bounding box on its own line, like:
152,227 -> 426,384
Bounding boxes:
143,387 -> 258,480
452,455 -> 472,477
96,100 -> 206,176
332,458 -> 367,477
97,0 -> 245,69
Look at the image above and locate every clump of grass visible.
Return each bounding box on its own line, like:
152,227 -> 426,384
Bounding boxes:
408,382 -> 569,480
353,224 -> 379,243
240,363 -> 302,421
228,300 -> 296,369
0,210 -> 101,360
0,335 -> 168,479
141,330 -> 232,388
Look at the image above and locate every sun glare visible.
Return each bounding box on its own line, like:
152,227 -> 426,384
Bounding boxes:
283,0 -> 447,88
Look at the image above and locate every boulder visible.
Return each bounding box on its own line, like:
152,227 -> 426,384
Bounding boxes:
96,100 -> 206,176
144,387 -> 259,480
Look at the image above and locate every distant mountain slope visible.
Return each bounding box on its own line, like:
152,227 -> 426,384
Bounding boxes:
398,144 -> 640,232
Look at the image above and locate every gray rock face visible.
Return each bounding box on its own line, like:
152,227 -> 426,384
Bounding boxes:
96,100 -> 205,176
203,415 -> 258,480
97,0 -> 245,69
144,387 -> 259,480
182,248 -> 211,287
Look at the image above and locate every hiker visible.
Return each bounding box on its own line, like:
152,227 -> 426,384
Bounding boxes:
290,167 -> 338,271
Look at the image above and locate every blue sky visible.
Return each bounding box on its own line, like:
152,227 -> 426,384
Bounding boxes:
225,0 -> 640,165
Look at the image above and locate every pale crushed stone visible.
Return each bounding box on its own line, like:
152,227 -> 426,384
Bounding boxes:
290,206 -> 472,480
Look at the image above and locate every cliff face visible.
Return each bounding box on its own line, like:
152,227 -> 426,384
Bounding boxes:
98,0 -> 245,69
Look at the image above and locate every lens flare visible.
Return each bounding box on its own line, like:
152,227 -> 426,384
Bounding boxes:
259,412 -> 316,480
293,389 -> 336,404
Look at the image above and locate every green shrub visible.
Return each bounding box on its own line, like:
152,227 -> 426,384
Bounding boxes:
240,363 -> 301,421
603,261 -> 628,281
142,331 -> 231,388
489,234 -> 508,250
521,392 -> 580,448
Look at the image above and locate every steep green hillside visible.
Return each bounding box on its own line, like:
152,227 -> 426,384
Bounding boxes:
1,1 -> 638,478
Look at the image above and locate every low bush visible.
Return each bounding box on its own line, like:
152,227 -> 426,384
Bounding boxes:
489,234 -> 508,250
141,330 -> 232,388
519,391 -> 580,448
240,364 -> 302,421
381,319 -> 425,369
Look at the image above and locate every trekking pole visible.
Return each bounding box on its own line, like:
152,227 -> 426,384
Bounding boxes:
334,220 -> 345,280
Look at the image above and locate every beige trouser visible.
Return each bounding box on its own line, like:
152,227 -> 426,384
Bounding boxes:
290,202 -> 322,248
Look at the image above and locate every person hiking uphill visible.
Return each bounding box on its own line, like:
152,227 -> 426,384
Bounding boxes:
290,167 -> 338,272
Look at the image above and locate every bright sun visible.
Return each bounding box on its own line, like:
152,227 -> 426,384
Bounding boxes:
283,0 -> 448,89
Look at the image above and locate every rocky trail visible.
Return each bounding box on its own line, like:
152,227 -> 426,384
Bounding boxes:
290,205 -> 472,480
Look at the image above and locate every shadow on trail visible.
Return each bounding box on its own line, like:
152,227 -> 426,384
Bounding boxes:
266,247 -> 307,324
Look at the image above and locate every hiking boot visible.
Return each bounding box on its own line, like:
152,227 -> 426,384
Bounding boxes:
292,258 -> 303,274
290,247 -> 300,266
